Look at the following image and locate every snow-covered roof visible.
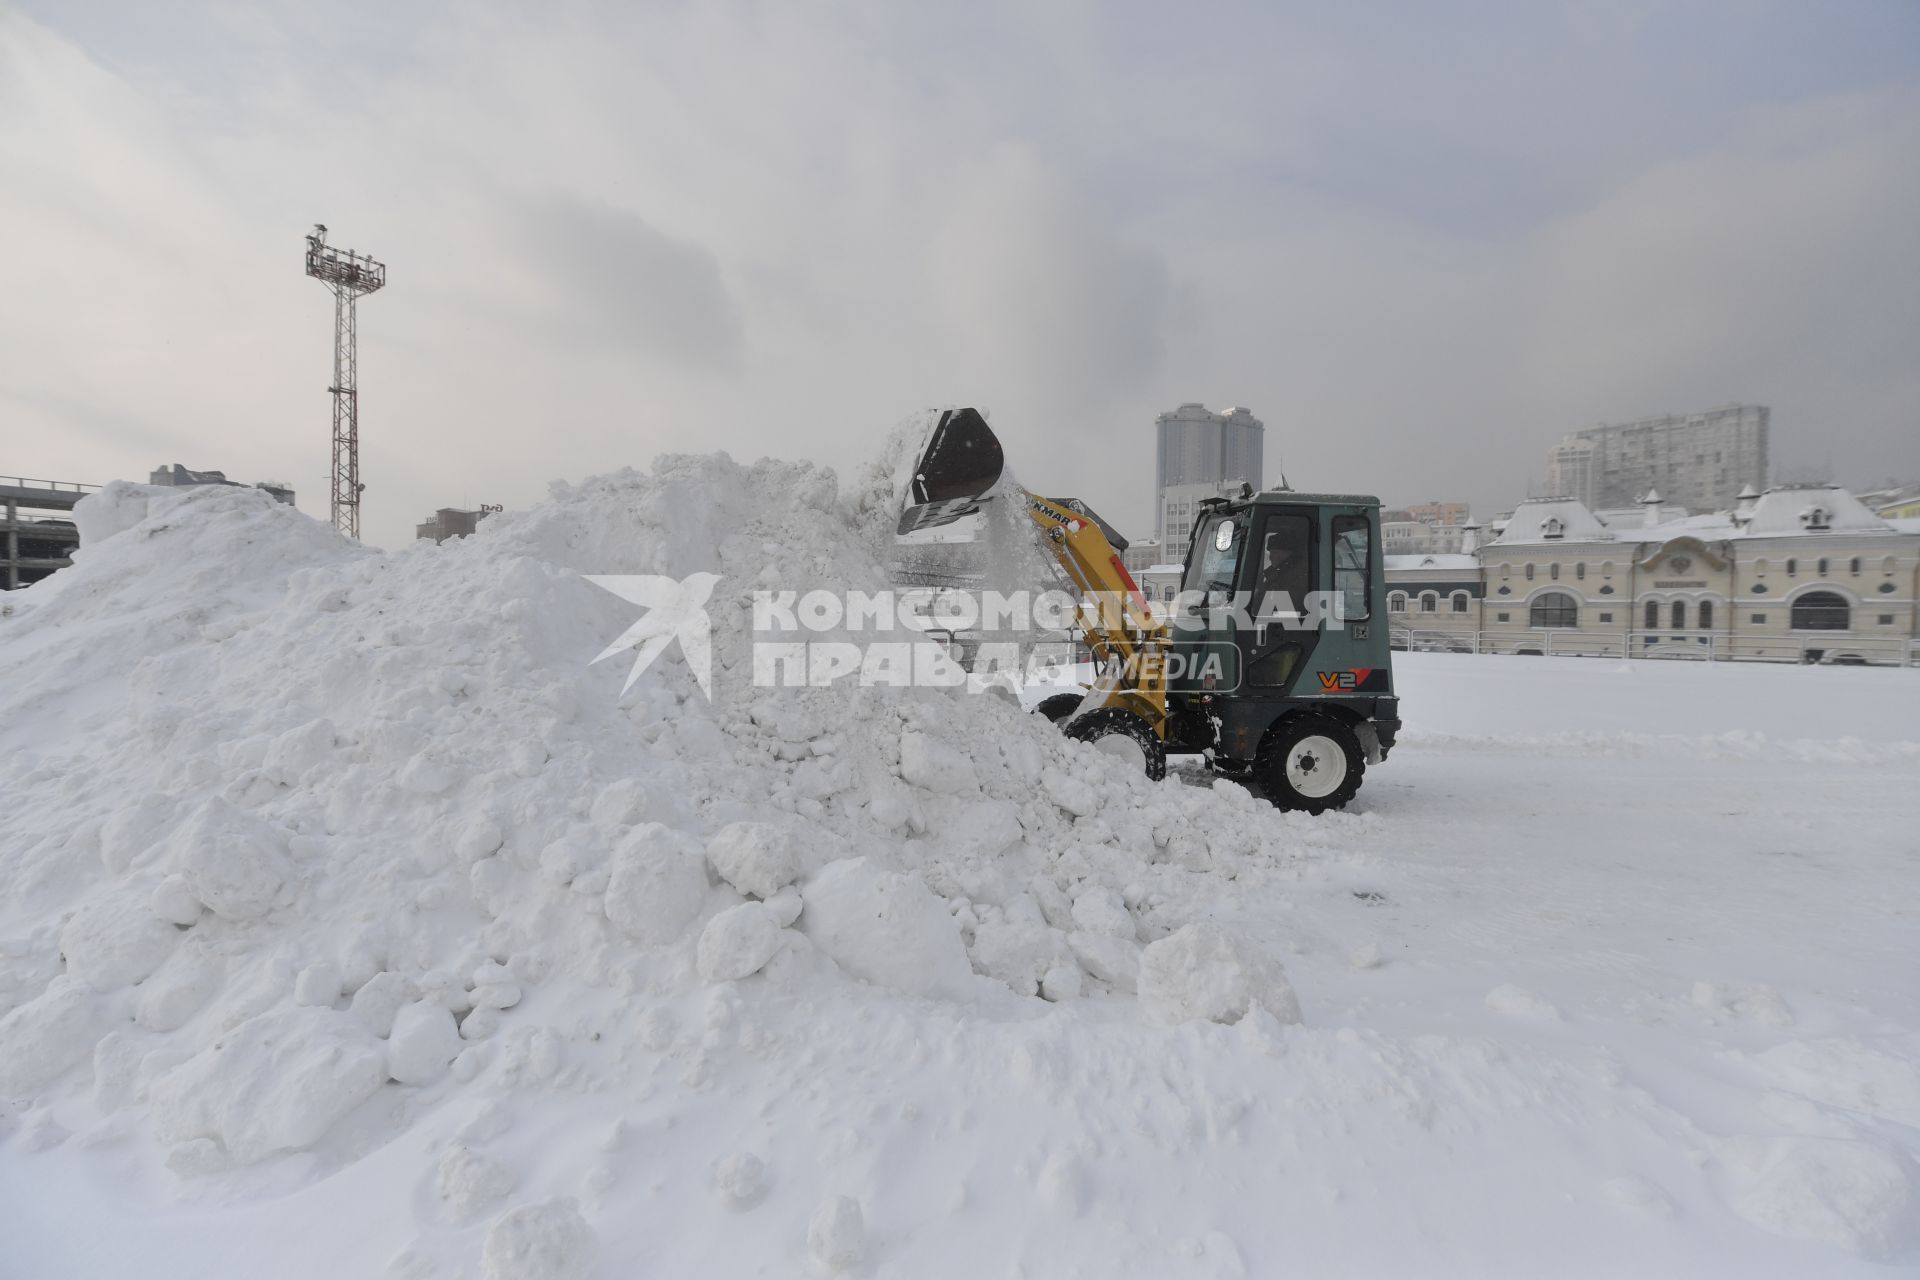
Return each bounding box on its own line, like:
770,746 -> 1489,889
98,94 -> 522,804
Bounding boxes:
1142,563 -> 1185,575
1384,553 -> 1479,571
1739,485 -> 1893,537
1490,498 -> 1614,545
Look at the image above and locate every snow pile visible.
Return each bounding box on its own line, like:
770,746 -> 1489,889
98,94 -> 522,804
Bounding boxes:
5,442 -> 1919,1276
0,436 -> 1307,1270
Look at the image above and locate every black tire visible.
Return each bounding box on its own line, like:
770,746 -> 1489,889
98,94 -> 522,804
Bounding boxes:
1063,707 -> 1167,782
1034,692 -> 1086,725
1255,713 -> 1364,814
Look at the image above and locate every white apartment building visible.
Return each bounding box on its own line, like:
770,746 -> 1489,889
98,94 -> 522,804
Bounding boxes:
1545,403 -> 1768,513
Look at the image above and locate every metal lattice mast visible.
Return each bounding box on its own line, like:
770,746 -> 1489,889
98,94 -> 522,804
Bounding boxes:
304,225 -> 386,539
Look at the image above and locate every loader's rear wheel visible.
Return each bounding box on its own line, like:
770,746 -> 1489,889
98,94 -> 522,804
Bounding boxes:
1034,692 -> 1085,725
1064,707 -> 1167,782
1255,714 -> 1363,814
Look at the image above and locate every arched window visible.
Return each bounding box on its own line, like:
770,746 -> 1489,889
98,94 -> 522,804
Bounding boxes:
1524,563 -> 1535,580
1755,559 -> 1768,576
1576,563 -> 1586,580
1420,592 -> 1438,613
1671,601 -> 1687,630
1530,591 -> 1578,628
1791,591 -> 1849,631
1500,563 -> 1511,579
1451,591 -> 1470,614
1885,556 -> 1898,574
1549,563 -> 1560,580
1600,561 -> 1614,577
1786,558 -> 1797,577
1644,600 -> 1659,630
1850,557 -> 1861,576
1817,558 -> 1828,576
1698,600 -> 1714,630
1388,592 -> 1407,613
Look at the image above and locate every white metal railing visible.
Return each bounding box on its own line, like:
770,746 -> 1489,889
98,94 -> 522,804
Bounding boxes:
0,476 -> 101,494
1389,626 -> 1918,667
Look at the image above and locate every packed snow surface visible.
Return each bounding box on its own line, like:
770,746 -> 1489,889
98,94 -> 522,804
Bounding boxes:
2,440 -> 1919,1277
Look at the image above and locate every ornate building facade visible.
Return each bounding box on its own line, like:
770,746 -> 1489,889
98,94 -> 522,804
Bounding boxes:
1387,485 -> 1920,665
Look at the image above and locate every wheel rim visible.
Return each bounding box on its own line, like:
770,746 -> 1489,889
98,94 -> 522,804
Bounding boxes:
1092,733 -> 1148,773
1285,734 -> 1346,799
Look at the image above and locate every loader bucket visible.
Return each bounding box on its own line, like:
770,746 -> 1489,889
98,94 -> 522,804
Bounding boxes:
896,407 -> 1006,535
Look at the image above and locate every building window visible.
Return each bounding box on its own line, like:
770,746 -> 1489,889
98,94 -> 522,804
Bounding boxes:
1598,612 -> 1613,623
1800,505 -> 1831,531
1850,558 -> 1861,576
1420,592 -> 1438,613
1549,563 -> 1560,580
1645,600 -> 1659,630
1671,601 -> 1687,630
1524,563 -> 1535,580
1790,591 -> 1849,631
1882,582 -> 1897,594
1699,600 -> 1714,630
1786,558 -> 1797,577
1496,612 -> 1510,622
1500,564 -> 1511,579
1754,559 -> 1768,576
1817,558 -> 1829,576
1751,613 -> 1766,624
1530,591 -> 1578,628
1576,563 -> 1586,580
1451,591 -> 1469,614
1880,614 -> 1896,625
1600,561 -> 1613,577
1388,592 -> 1406,613
1886,556 -> 1899,573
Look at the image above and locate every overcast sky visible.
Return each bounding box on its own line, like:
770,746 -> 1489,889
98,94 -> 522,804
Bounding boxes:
4,1 -> 1917,546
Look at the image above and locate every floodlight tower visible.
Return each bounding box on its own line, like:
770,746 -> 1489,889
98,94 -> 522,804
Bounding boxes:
304,224 -> 387,539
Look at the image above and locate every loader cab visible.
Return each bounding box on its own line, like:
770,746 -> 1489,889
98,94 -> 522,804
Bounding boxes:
1167,493 -> 1399,807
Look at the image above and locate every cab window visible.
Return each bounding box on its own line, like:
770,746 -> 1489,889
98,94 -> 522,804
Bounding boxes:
1332,514 -> 1371,621
1255,515 -> 1312,616
1184,514 -> 1244,599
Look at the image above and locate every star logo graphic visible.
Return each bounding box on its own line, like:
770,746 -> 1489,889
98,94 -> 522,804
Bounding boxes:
584,572 -> 722,698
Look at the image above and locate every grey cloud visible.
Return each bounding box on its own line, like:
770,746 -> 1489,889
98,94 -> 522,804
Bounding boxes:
508,194 -> 743,372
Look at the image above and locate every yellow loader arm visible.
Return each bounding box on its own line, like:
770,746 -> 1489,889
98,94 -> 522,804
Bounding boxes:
1019,491 -> 1170,733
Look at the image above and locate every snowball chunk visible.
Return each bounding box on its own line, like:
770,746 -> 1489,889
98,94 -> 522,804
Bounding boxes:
807,1195 -> 866,1271
711,1152 -> 766,1209
799,858 -> 975,1001
696,903 -> 786,982
602,823 -> 708,945
60,888 -> 180,990
1137,923 -> 1302,1026
439,1145 -> 518,1218
388,1001 -> 464,1085
481,1198 -> 597,1280
169,798 -> 291,922
705,822 -> 799,899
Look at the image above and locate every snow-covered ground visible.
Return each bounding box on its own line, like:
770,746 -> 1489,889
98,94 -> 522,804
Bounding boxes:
2,453 -> 1917,1278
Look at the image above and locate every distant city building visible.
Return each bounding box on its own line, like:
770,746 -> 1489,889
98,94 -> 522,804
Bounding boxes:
1545,404 -> 1768,513
1857,482 -> 1920,521
1,474 -> 95,590
416,507 -> 496,543
1384,483 -> 1919,665
1120,537 -> 1166,577
149,463 -> 296,506
1159,479 -> 1248,568
1381,501 -> 1473,556
1154,403 -> 1264,537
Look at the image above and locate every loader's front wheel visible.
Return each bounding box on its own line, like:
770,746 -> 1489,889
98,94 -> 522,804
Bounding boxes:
1255,714 -> 1364,814
1064,707 -> 1167,782
1034,692 -> 1085,725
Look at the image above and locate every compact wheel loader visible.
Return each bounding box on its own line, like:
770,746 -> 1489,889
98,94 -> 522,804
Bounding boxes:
898,408 -> 1399,813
